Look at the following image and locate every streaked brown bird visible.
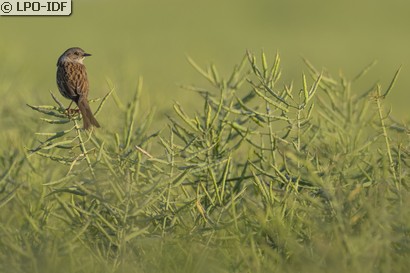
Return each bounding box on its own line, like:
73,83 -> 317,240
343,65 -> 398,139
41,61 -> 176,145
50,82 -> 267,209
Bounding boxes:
56,47 -> 100,130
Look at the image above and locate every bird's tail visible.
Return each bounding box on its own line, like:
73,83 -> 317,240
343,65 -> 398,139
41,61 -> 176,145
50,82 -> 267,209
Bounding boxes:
77,98 -> 100,130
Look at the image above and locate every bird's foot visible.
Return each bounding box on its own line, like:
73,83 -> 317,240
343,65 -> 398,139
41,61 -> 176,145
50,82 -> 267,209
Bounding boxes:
65,108 -> 80,117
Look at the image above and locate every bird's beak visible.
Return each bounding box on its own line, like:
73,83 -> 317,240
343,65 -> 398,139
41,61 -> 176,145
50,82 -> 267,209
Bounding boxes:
83,53 -> 92,57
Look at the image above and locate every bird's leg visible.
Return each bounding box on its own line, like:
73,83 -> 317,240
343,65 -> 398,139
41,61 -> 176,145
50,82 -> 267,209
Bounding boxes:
65,101 -> 80,117
67,101 -> 73,110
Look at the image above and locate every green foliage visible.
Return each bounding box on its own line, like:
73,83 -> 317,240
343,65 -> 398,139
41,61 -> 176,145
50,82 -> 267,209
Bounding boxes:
1,52 -> 409,273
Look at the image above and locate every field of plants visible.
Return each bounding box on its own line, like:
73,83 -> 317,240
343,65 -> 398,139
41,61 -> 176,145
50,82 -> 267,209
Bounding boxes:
1,50 -> 409,273
1,1 -> 409,273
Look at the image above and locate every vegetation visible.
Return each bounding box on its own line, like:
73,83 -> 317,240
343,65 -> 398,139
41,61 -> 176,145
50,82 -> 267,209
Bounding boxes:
0,51 -> 409,273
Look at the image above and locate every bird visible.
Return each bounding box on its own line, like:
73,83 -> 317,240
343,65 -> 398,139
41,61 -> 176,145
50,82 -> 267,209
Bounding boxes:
56,47 -> 100,130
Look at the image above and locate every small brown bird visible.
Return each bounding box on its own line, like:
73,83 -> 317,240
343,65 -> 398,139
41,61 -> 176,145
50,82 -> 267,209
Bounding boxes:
56,47 -> 100,130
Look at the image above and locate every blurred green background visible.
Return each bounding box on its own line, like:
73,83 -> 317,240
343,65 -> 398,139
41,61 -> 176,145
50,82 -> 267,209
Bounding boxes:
0,0 -> 409,136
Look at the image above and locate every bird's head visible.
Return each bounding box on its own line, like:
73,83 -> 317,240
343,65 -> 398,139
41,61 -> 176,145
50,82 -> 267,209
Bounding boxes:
57,47 -> 91,65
